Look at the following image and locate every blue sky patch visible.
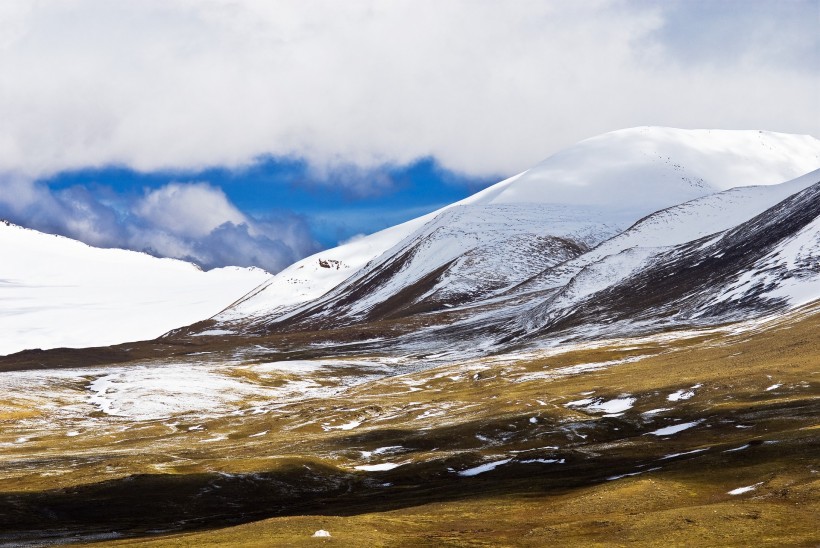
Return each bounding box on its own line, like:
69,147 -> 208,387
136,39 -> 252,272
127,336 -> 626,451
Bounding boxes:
38,157 -> 499,248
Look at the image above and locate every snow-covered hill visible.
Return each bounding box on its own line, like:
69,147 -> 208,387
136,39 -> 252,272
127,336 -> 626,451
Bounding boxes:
473,127 -> 820,211
214,127 -> 820,331
0,222 -> 270,355
512,168 -> 820,298
274,203 -> 619,328
518,172 -> 820,338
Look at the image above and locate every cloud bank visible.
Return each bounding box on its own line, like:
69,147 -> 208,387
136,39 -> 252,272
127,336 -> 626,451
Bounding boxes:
0,0 -> 817,182
0,177 -> 318,272
0,1 -> 817,271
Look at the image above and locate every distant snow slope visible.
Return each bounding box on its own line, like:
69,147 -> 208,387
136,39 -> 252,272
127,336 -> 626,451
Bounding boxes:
273,203 -> 619,327
217,127 -> 820,325
515,168 -> 820,296
0,222 -> 270,355
520,175 -> 820,336
475,127 -> 820,211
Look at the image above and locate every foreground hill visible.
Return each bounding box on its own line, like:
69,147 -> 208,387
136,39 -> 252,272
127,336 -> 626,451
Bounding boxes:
0,222 -> 270,355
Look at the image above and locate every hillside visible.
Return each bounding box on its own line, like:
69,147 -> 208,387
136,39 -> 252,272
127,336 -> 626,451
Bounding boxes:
2,298 -> 818,547
0,222 -> 270,355
214,127 -> 820,331
519,175 -> 820,338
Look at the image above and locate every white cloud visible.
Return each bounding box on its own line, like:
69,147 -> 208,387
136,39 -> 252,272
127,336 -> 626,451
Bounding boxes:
0,0 -> 817,185
133,183 -> 246,238
0,176 -> 318,272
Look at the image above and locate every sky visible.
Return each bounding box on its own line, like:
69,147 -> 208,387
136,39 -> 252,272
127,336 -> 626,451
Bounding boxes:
0,0 -> 818,272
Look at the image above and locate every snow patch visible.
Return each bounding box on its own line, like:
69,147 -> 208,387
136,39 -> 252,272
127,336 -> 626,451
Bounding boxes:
607,466 -> 662,481
728,482 -> 763,495
191,329 -> 235,337
642,408 -> 672,416
660,448 -> 708,460
354,462 -> 402,472
373,445 -> 405,455
519,458 -> 565,465
86,366 -> 260,420
325,420 -> 361,431
647,420 -> 703,436
566,396 -> 635,414
458,459 -> 512,477
667,384 -> 702,402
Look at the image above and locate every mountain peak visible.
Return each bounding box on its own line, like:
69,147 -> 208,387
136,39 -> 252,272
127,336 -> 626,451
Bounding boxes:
468,127 -> 820,213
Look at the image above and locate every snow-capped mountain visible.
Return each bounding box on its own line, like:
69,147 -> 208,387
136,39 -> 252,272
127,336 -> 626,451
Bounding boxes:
213,127 -> 820,332
268,203 -> 620,329
4,128 -> 820,548
510,168 -> 820,313
517,171 -> 820,339
0,222 -> 270,355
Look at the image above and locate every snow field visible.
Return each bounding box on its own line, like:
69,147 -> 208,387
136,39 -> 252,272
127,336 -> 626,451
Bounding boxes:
0,223 -> 270,355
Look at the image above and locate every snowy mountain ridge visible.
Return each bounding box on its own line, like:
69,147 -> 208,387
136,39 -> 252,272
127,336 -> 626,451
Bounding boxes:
4,126 -> 820,355
216,127 -> 820,330
514,174 -> 820,339
509,168 -> 820,298
268,203 -> 621,328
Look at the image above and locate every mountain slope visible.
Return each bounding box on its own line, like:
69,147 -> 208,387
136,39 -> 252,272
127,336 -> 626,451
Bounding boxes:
0,222 -> 270,355
213,127 -> 820,332
475,127 -> 820,211
267,203 -> 618,328
509,168 -> 820,297
519,177 -> 820,339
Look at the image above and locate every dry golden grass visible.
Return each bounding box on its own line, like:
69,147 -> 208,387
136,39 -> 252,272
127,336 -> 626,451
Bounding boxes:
1,305 -> 817,546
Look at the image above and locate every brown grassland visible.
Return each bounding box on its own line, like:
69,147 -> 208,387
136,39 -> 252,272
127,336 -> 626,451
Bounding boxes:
0,304 -> 818,546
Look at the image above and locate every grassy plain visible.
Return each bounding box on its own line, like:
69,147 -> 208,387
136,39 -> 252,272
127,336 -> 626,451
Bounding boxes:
0,305 -> 817,546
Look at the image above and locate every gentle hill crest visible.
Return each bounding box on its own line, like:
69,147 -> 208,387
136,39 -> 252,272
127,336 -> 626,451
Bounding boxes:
0,221 -> 270,355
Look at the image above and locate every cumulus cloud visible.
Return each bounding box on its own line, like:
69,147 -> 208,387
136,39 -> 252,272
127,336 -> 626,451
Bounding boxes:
0,0 -> 816,187
133,183 -> 246,238
0,176 -> 318,272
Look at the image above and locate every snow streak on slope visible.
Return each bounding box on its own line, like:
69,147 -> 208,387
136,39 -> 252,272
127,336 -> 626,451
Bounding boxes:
0,222 -> 270,355
520,178 -> 820,337
706,200 -> 820,310
514,169 -> 820,297
270,203 -> 620,327
215,128 -> 820,327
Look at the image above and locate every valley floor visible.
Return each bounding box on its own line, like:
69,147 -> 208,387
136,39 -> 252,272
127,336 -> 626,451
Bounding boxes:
0,305 -> 818,546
